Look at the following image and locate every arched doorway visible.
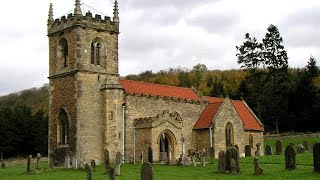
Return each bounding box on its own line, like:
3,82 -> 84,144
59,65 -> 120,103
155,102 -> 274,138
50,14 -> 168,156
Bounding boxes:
158,130 -> 176,162
225,122 -> 234,148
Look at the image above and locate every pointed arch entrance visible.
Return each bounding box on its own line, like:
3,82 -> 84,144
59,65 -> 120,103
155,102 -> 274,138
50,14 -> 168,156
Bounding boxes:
225,122 -> 234,148
157,129 -> 177,162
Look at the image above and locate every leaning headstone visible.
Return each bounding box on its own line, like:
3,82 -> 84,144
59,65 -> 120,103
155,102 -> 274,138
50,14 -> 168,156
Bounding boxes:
313,143 -> 320,173
109,167 -> 115,180
36,153 -> 41,169
104,149 -> 110,173
91,160 -> 96,171
285,145 -> 296,170
303,141 -> 308,150
141,162 -> 154,180
218,151 -> 226,173
265,145 -> 272,155
245,145 -> 251,157
297,144 -> 305,154
148,145 -> 153,163
276,140 -> 282,155
226,147 -> 240,174
84,163 -> 92,180
27,155 -> 32,173
115,152 -> 121,176
254,157 -> 263,175
209,147 -> 215,160
1,162 -> 5,169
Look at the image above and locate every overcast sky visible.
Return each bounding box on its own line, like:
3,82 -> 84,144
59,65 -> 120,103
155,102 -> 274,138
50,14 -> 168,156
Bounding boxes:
0,0 -> 319,96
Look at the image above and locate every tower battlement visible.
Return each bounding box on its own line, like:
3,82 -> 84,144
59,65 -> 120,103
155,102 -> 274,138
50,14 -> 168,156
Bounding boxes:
47,0 -> 119,35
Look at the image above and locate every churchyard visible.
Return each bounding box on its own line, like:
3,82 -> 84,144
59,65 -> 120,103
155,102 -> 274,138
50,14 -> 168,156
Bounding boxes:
1,137 -> 320,179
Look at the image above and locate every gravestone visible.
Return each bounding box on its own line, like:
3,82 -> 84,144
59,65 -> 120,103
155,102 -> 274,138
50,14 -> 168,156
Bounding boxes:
91,160 -> 96,171
245,145 -> 251,157
276,140 -> 282,155
226,147 -> 240,174
141,150 -> 144,164
218,151 -> 226,172
201,154 -> 206,167
27,155 -> 32,173
84,163 -> 92,180
256,143 -> 262,156
254,157 -> 263,175
265,145 -> 272,155
36,153 -> 41,169
303,141 -> 308,150
148,145 -> 153,163
313,143 -> 320,173
297,144 -> 305,154
1,162 -> 5,169
285,145 -> 296,170
104,149 -> 110,172
209,147 -> 215,160
141,162 -> 154,180
109,167 -> 115,180
230,158 -> 237,174
115,152 -> 121,176
191,155 -> 196,167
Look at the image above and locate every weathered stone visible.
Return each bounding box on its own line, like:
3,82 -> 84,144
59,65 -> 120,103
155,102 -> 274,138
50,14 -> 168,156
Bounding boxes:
297,144 -> 305,154
148,145 -> 153,163
245,145 -> 251,157
141,162 -> 154,180
191,155 -> 196,167
91,160 -> 96,171
27,155 -> 32,173
115,164 -> 121,176
254,158 -> 263,175
104,149 -> 110,173
256,143 -> 261,156
109,167 -> 115,180
218,151 -> 225,173
265,145 -> 272,155
85,163 -> 92,180
116,152 -> 122,165
226,147 -> 240,174
313,143 -> 320,173
201,155 -> 206,167
285,145 -> 296,170
230,158 -> 237,174
276,140 -> 282,155
303,141 -> 308,150
36,153 -> 41,169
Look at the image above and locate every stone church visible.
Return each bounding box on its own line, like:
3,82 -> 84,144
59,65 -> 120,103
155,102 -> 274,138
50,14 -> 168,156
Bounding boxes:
47,0 -> 264,168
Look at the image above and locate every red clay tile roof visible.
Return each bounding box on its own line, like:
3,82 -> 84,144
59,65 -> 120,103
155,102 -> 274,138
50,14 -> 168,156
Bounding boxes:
193,102 -> 223,129
232,100 -> 263,131
204,96 -> 224,103
119,79 -> 201,101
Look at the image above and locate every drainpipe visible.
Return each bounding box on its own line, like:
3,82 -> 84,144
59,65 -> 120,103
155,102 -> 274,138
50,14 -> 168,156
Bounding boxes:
209,127 -> 213,147
122,104 -> 125,163
133,125 -> 136,164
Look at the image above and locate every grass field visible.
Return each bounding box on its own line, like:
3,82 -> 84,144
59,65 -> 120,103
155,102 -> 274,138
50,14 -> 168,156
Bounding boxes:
1,138 -> 320,180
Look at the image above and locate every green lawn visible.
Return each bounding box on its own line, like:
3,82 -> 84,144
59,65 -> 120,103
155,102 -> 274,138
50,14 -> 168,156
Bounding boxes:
1,152 -> 320,180
264,137 -> 320,152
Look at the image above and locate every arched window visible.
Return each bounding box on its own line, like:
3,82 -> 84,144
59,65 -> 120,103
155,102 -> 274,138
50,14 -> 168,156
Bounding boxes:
57,38 -> 68,68
249,134 -> 253,148
225,122 -> 234,147
58,108 -> 69,145
91,41 -> 101,65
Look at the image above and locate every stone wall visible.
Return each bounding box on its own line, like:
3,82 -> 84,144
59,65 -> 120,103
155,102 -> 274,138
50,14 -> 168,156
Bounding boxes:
213,98 -> 245,158
193,129 -> 211,152
124,94 -> 205,162
244,131 -> 264,155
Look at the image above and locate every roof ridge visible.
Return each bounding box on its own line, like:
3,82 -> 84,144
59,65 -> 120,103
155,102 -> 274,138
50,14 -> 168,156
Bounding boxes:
120,79 -> 195,91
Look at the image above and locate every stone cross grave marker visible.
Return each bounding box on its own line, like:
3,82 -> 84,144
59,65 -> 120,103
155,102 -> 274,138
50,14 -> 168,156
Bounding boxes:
85,163 -> 92,180
27,155 -> 32,173
148,145 -> 153,163
104,149 -> 110,173
297,144 -> 305,154
254,157 -> 263,175
265,145 -> 272,155
36,153 -> 41,169
115,152 -> 121,176
303,141 -> 308,150
141,162 -> 154,180
276,140 -> 282,155
245,145 -> 251,157
285,145 -> 296,170
226,147 -> 240,174
313,143 -> 320,173
218,151 -> 226,173
91,160 -> 96,171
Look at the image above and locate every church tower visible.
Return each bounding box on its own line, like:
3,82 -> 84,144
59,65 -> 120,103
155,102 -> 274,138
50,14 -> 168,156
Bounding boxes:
48,0 -> 123,167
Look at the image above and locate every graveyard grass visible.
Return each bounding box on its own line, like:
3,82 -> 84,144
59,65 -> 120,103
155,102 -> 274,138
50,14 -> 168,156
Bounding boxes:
1,137 -> 319,179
